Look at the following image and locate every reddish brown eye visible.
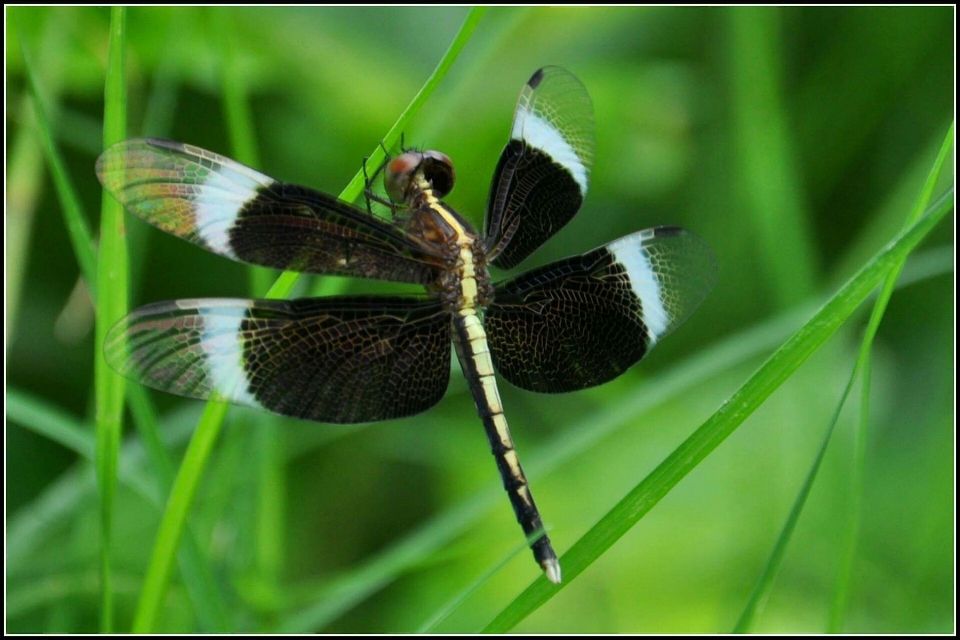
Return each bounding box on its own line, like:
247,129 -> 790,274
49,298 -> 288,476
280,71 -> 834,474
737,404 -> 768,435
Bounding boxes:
421,150 -> 455,198
384,152 -> 422,203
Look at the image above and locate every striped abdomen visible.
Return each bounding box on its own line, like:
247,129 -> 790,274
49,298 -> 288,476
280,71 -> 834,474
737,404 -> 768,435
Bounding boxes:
452,310 -> 561,584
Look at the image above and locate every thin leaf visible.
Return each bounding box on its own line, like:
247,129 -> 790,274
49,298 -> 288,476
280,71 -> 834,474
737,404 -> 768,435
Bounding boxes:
829,120 -> 954,632
94,7 -> 127,632
416,537 -> 537,634
17,27 -> 97,297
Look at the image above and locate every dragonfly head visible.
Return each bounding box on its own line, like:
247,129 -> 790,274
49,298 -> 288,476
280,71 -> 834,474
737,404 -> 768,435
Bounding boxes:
385,150 -> 455,203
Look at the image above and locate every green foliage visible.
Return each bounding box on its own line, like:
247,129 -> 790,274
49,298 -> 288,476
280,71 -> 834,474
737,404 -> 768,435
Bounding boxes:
6,6 -> 954,633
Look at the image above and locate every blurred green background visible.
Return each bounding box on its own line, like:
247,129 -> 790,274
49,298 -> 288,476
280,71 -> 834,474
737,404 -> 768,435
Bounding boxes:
6,6 -> 954,633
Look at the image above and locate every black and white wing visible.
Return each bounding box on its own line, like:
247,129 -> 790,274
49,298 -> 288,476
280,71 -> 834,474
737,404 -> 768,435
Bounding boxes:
485,227 -> 717,393
483,66 -> 595,269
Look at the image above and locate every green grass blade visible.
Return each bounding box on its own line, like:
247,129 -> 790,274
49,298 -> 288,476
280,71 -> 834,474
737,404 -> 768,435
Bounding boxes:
94,7 -> 128,632
7,388 -> 95,459
732,366 -> 858,632
729,7 -> 818,306
302,6 -> 488,299
6,8 -> 73,340
20,13 -> 225,623
733,121 -> 954,633
132,401 -> 230,632
829,121 -> 954,632
17,27 -> 97,298
130,10 -> 487,632
415,538 -> 534,634
482,189 -> 953,633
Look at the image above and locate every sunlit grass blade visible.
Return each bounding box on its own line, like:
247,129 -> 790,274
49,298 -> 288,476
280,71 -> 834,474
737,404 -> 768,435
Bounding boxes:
829,121 -> 954,632
129,9 -> 487,632
94,7 -> 128,633
482,189 -> 953,633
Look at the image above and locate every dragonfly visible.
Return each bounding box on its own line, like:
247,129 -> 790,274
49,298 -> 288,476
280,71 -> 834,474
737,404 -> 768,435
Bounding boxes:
96,66 -> 717,584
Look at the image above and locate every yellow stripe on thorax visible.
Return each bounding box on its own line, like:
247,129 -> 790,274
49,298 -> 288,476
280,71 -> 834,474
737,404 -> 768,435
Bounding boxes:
425,199 -> 481,310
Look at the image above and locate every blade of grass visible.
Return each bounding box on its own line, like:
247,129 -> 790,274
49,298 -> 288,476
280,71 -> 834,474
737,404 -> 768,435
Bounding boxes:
733,122 -> 953,634
729,7 -> 818,307
17,25 -> 97,296
828,121 -> 954,632
415,535 -> 541,634
7,402 -> 206,574
6,8 -> 72,339
20,18 -> 228,622
94,7 -> 128,632
131,11 -> 488,631
304,6 -> 487,299
482,188 -> 953,633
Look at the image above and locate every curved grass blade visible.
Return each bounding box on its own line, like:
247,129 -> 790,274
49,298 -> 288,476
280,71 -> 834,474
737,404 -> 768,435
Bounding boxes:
415,534 -> 539,634
22,18 -> 229,624
483,189 -> 954,633
130,9 -> 488,632
95,7 -> 128,632
828,120 -> 954,632
734,121 -> 953,634
17,26 -> 97,297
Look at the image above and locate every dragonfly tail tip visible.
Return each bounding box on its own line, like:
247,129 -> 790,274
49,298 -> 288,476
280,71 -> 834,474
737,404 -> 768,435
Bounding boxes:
542,558 -> 562,584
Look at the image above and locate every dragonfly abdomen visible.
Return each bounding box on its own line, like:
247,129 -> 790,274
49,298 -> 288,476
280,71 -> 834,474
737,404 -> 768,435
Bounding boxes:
452,310 -> 561,584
